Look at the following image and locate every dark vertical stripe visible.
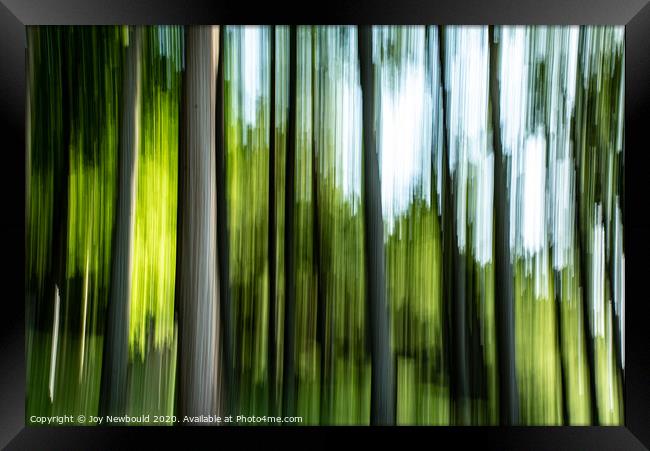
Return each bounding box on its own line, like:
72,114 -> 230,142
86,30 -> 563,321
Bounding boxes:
101,25 -> 140,419
282,25 -> 297,419
358,24 -> 395,426
215,24 -> 234,415
267,24 -> 277,418
573,26 -> 600,425
488,25 -> 520,425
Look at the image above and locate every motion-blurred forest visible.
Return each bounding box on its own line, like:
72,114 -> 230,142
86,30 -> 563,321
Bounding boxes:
26,25 -> 625,425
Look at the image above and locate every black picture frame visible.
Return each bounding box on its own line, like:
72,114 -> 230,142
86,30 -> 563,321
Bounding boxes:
1,0 -> 648,449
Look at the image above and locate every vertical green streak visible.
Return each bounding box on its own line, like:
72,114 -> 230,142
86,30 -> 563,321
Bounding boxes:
26,26 -> 66,420
293,26 -> 320,424
311,27 -> 369,425
514,257 -> 563,424
27,26 -> 124,421
273,26 -> 289,418
573,26 -> 624,425
129,26 -> 182,355
127,26 -> 183,422
224,26 -> 271,417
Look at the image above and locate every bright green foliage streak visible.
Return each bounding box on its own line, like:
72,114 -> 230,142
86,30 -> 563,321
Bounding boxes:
387,199 -> 450,424
558,252 -> 592,424
126,26 -> 183,423
514,257 -> 563,424
129,26 -> 183,358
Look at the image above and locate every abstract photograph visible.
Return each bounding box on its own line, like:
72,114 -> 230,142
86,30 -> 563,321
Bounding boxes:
25,25 -> 625,425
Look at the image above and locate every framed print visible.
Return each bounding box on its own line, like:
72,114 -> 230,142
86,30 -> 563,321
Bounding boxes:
1,0 -> 649,448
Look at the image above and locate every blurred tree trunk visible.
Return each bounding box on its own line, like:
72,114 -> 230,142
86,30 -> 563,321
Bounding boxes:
100,25 -> 141,418
310,27 -> 328,425
177,25 -> 222,421
573,28 -> 600,425
54,28 -> 70,324
437,25 -> 469,424
268,25 -> 278,417
282,25 -> 298,418
358,24 -> 395,425
487,25 -> 519,425
427,26 -> 453,421
574,191 -> 599,425
215,25 -> 234,415
607,44 -> 625,406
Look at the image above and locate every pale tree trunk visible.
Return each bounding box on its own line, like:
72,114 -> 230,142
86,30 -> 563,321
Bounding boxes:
177,25 -> 222,421
358,24 -> 395,425
100,25 -> 141,418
